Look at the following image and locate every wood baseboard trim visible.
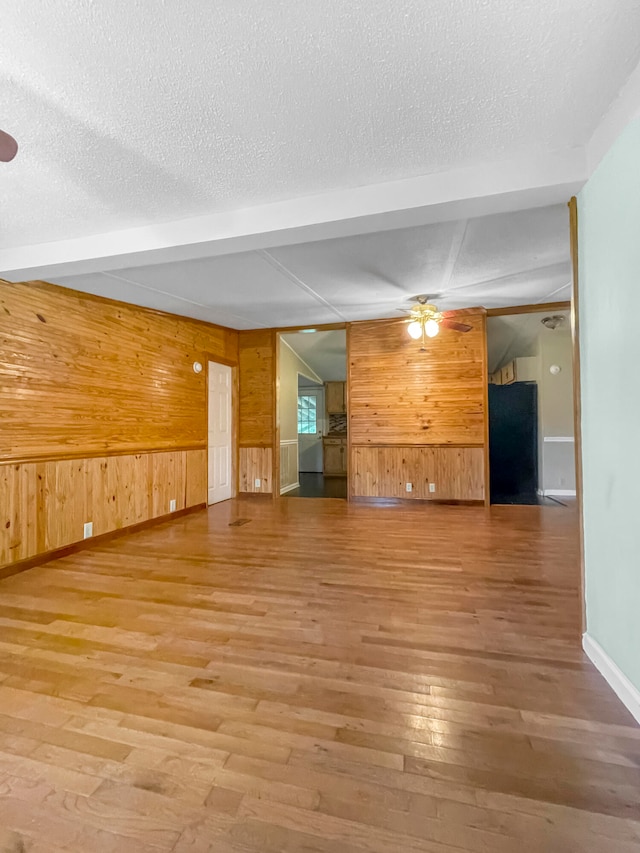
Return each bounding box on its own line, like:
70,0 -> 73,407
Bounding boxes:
351,496 -> 484,507
0,503 -> 207,581
583,633 -> 640,725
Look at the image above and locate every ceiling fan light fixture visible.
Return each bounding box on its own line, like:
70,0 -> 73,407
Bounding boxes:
407,321 -> 423,340
424,318 -> 440,338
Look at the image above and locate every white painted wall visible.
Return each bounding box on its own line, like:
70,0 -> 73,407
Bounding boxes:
579,116 -> 640,712
278,338 -> 322,442
536,330 -> 576,494
277,337 -> 323,492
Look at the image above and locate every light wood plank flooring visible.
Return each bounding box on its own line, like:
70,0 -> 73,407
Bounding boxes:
0,498 -> 638,852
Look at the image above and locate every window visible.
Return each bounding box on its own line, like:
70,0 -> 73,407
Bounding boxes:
298,394 -> 317,434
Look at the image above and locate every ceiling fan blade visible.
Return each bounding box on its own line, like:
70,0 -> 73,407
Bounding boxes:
441,319 -> 472,333
0,130 -> 18,162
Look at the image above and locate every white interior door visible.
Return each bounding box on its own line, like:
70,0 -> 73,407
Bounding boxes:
298,386 -> 324,473
208,361 -> 233,504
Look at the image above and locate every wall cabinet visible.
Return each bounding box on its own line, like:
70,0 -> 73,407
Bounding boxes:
326,382 -> 346,414
500,361 -> 515,384
323,437 -> 347,476
492,357 -> 537,386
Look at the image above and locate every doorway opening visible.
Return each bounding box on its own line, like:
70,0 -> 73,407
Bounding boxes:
207,360 -> 234,504
487,309 -> 575,505
277,330 -> 347,499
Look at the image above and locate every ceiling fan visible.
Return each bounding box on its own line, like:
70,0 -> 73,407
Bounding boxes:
398,294 -> 472,350
0,130 -> 18,162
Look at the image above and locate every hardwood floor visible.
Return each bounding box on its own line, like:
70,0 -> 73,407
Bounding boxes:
0,498 -> 638,852
284,473 -> 348,499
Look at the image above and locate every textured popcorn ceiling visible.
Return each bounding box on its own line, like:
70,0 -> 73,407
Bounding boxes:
2,0 -> 640,249
2,1 -> 639,323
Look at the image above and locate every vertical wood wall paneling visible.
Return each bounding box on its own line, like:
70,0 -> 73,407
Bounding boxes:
1,450 -> 207,570
185,449 -> 208,507
350,446 -> 485,501
1,280 -> 238,461
0,463 -> 37,565
239,448 -> 272,493
238,330 -> 275,493
36,458 -> 88,552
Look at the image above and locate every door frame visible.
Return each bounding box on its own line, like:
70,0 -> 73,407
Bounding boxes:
274,329 -> 347,500
206,356 -> 238,502
569,196 -> 585,636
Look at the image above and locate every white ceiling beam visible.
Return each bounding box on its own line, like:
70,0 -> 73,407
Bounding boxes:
587,57 -> 640,174
0,147 -> 587,282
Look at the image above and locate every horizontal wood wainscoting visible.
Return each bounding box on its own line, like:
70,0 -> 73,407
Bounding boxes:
0,449 -> 207,570
351,445 -> 485,501
238,330 -> 276,494
348,311 -> 488,501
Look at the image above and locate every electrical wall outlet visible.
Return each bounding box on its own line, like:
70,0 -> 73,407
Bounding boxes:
169,499 -> 177,512
429,483 -> 436,493
254,478 -> 261,488
83,521 -> 93,539
405,482 -> 412,492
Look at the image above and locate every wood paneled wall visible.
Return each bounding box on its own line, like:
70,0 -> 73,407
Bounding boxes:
1,280 -> 238,461
351,446 -> 485,501
0,279 -> 237,569
239,448 -> 272,493
239,330 -> 275,447
349,312 -> 486,446
238,330 -> 275,492
0,449 -> 206,568
348,312 -> 488,501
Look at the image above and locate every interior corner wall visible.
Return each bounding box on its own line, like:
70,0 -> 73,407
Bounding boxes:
578,116 -> 640,698
278,338 -> 323,443
277,337 -> 322,493
0,280 -> 239,571
538,330 -> 576,494
238,329 -> 275,493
